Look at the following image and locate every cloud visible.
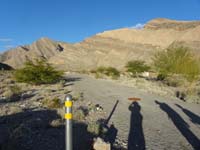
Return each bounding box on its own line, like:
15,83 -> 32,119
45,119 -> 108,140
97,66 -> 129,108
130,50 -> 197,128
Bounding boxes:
0,38 -> 13,42
129,23 -> 145,29
4,45 -> 15,49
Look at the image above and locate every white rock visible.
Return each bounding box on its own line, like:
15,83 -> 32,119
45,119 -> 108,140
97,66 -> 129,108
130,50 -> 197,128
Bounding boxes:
93,137 -> 111,150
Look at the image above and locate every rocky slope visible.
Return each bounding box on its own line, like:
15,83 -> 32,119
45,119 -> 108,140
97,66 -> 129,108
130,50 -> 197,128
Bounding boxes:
0,38 -> 64,68
1,18 -> 200,70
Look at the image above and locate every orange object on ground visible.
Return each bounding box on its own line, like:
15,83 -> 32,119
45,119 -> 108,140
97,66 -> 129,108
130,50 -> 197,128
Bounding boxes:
128,97 -> 141,101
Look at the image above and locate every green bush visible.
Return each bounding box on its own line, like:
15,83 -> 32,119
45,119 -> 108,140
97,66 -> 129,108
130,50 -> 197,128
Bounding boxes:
125,60 -> 150,76
153,47 -> 200,82
14,59 -> 64,85
95,66 -> 120,79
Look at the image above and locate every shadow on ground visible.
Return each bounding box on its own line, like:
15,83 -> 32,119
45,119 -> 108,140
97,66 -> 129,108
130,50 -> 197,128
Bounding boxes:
0,109 -> 95,150
65,77 -> 82,82
101,100 -> 119,149
128,102 -> 145,150
155,100 -> 200,150
0,89 -> 37,105
176,104 -> 200,126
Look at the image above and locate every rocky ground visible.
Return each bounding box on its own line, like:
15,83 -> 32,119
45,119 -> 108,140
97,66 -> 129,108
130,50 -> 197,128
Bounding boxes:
0,71 -> 117,150
0,71 -> 200,150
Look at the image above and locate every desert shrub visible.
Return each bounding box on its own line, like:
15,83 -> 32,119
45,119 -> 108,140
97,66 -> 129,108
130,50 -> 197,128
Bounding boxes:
95,66 -> 120,79
153,47 -> 200,82
14,59 -> 64,85
3,85 -> 22,101
164,75 -> 186,87
90,69 -> 96,74
42,97 -> 61,108
96,66 -> 107,74
105,67 -> 120,79
73,109 -> 86,121
58,79 -> 66,88
157,73 -> 167,81
87,121 -> 101,135
125,60 -> 150,77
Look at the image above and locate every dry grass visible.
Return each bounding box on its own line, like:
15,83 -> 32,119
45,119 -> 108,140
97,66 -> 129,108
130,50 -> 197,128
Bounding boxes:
87,121 -> 101,135
42,98 -> 62,108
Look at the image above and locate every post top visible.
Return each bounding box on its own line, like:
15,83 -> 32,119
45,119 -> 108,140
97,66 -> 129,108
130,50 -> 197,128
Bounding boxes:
65,94 -> 72,101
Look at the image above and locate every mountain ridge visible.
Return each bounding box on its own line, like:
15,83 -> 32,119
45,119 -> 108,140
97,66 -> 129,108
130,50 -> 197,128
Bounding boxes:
1,18 -> 200,70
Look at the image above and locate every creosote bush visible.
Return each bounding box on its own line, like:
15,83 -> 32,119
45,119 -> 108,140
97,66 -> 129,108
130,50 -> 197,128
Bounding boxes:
153,47 -> 200,82
14,59 -> 64,85
94,66 -> 120,79
125,60 -> 150,77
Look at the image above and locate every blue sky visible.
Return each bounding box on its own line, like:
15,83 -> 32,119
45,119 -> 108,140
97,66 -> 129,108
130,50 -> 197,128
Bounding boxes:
0,0 -> 200,52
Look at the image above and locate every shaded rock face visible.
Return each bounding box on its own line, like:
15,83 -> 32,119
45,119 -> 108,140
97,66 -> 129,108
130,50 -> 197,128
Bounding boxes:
0,62 -> 13,70
0,18 -> 200,71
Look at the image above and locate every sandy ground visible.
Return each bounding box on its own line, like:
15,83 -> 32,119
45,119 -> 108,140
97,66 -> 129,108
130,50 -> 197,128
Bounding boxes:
69,73 -> 200,150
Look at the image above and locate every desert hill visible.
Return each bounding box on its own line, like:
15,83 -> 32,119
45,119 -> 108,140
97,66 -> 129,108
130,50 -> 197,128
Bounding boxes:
0,38 -> 64,68
1,18 -> 200,70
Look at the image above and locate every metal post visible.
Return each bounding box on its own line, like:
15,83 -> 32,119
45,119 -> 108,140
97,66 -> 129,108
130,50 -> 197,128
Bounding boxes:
65,94 -> 73,150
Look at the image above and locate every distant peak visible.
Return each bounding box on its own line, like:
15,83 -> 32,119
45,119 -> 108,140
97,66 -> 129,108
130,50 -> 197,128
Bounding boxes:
144,18 -> 200,31
150,18 -> 175,22
146,18 -> 198,23
37,37 -> 53,42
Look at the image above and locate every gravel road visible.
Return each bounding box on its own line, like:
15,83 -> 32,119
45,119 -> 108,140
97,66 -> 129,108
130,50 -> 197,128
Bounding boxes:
68,73 -> 200,150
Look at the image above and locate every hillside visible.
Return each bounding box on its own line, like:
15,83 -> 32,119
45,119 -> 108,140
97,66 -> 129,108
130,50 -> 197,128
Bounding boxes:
0,38 -> 64,68
1,18 -> 200,70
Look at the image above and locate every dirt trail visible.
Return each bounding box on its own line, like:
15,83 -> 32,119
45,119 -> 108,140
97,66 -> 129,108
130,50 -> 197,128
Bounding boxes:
68,73 -> 200,150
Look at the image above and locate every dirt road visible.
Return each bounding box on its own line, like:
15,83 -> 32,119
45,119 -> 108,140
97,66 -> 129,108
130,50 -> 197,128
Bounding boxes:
68,73 -> 200,150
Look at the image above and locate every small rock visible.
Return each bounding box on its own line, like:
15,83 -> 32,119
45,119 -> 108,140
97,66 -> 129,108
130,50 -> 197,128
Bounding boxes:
93,137 -> 111,150
50,119 -> 63,127
32,101 -> 42,107
95,104 -> 103,111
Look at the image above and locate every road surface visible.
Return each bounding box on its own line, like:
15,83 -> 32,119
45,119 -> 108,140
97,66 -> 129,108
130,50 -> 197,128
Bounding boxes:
68,73 -> 200,150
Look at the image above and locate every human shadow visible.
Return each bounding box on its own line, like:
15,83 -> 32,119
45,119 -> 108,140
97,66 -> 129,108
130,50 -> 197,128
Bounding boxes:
128,102 -> 145,150
155,100 -> 200,150
98,100 -> 119,149
176,104 -> 200,126
104,123 -> 118,149
105,100 -> 119,125
0,109 -> 95,150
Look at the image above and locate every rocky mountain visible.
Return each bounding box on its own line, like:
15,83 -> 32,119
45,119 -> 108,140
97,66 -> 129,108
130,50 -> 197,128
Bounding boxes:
0,38 -> 64,68
1,18 -> 200,71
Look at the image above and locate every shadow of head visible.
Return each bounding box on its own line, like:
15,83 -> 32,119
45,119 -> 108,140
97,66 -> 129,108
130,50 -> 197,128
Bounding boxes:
155,100 -> 161,105
129,102 -> 141,111
175,104 -> 183,109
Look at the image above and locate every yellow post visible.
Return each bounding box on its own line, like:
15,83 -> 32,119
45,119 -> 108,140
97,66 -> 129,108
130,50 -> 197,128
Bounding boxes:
65,94 -> 73,150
